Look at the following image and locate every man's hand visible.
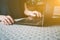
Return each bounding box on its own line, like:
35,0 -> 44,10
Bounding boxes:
24,10 -> 41,17
24,9 -> 42,20
0,15 -> 14,25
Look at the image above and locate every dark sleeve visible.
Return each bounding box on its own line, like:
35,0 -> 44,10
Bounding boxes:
7,0 -> 26,18
0,0 -> 8,15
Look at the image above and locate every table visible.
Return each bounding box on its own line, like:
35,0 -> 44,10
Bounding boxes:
0,22 -> 60,40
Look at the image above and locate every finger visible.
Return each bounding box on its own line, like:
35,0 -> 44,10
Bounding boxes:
1,16 -> 9,25
2,16 -> 12,25
36,12 -> 40,17
27,11 -> 36,17
6,16 -> 14,23
39,12 -> 42,17
33,11 -> 39,17
33,11 -> 41,18
36,11 -> 41,18
29,13 -> 36,17
5,16 -> 12,24
2,19 -> 9,25
38,12 -> 42,18
25,10 -> 36,17
0,16 -> 12,25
